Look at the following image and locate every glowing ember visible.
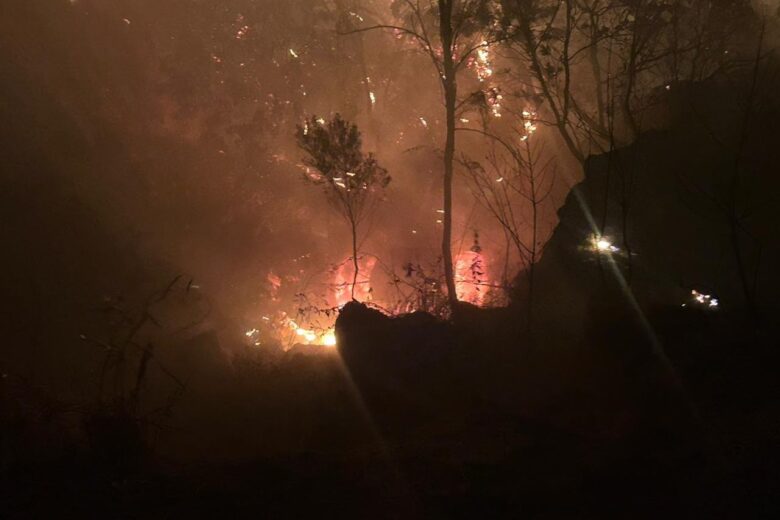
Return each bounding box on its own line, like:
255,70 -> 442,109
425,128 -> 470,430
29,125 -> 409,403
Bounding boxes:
235,25 -> 250,39
521,109 -> 538,138
472,41 -> 493,82
487,87 -> 503,118
244,328 -> 261,347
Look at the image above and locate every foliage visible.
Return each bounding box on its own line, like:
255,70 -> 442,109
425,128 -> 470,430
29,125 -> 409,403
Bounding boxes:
492,0 -> 753,160
295,114 -> 390,227
295,114 -> 390,299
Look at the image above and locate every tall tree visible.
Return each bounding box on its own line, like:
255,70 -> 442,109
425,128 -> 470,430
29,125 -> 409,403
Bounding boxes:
495,0 -> 744,161
491,0 -> 746,283
346,0 -> 497,312
296,114 -> 390,300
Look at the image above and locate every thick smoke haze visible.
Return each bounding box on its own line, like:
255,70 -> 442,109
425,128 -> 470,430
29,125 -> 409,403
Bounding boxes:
2,1 -> 780,517
2,0 -> 775,374
2,1 -> 563,351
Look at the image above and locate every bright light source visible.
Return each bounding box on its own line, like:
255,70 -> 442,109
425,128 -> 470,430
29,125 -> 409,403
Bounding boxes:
589,234 -> 619,253
322,332 -> 337,347
690,290 -> 719,309
596,239 -> 612,251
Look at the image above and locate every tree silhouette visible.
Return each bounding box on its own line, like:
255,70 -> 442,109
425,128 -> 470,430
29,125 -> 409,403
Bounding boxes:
296,114 -> 390,300
460,109 -> 555,329
343,0 -> 499,313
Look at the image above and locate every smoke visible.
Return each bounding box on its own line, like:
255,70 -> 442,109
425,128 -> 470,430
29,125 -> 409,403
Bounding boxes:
0,1 -> 557,365
10,0 -> 768,355
752,0 -> 780,16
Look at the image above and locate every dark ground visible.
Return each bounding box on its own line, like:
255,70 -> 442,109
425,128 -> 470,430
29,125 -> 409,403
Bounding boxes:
2,298 -> 778,519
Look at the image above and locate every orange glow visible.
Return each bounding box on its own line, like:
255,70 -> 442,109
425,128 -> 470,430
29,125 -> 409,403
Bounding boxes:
322,331 -> 337,347
454,250 -> 488,305
330,255 -> 377,307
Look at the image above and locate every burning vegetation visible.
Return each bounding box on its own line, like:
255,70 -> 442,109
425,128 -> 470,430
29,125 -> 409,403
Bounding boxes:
2,0 -> 780,517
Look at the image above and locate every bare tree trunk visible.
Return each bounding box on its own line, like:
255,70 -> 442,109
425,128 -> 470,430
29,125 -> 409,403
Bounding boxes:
502,228 -> 511,290
623,28 -> 640,139
440,0 -> 458,311
729,21 -> 765,319
587,6 -> 606,131
351,218 -> 359,300
528,145 -> 538,332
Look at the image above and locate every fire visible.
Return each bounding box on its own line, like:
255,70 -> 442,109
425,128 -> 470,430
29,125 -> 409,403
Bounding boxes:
330,255 -> 377,308
295,325 -> 317,343
322,331 -> 337,347
243,254 -> 376,352
454,250 -> 488,305
472,41 -> 494,82
468,41 -> 502,118
487,87 -> 503,118
248,245 -> 495,352
288,320 -> 335,347
522,109 -> 538,138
